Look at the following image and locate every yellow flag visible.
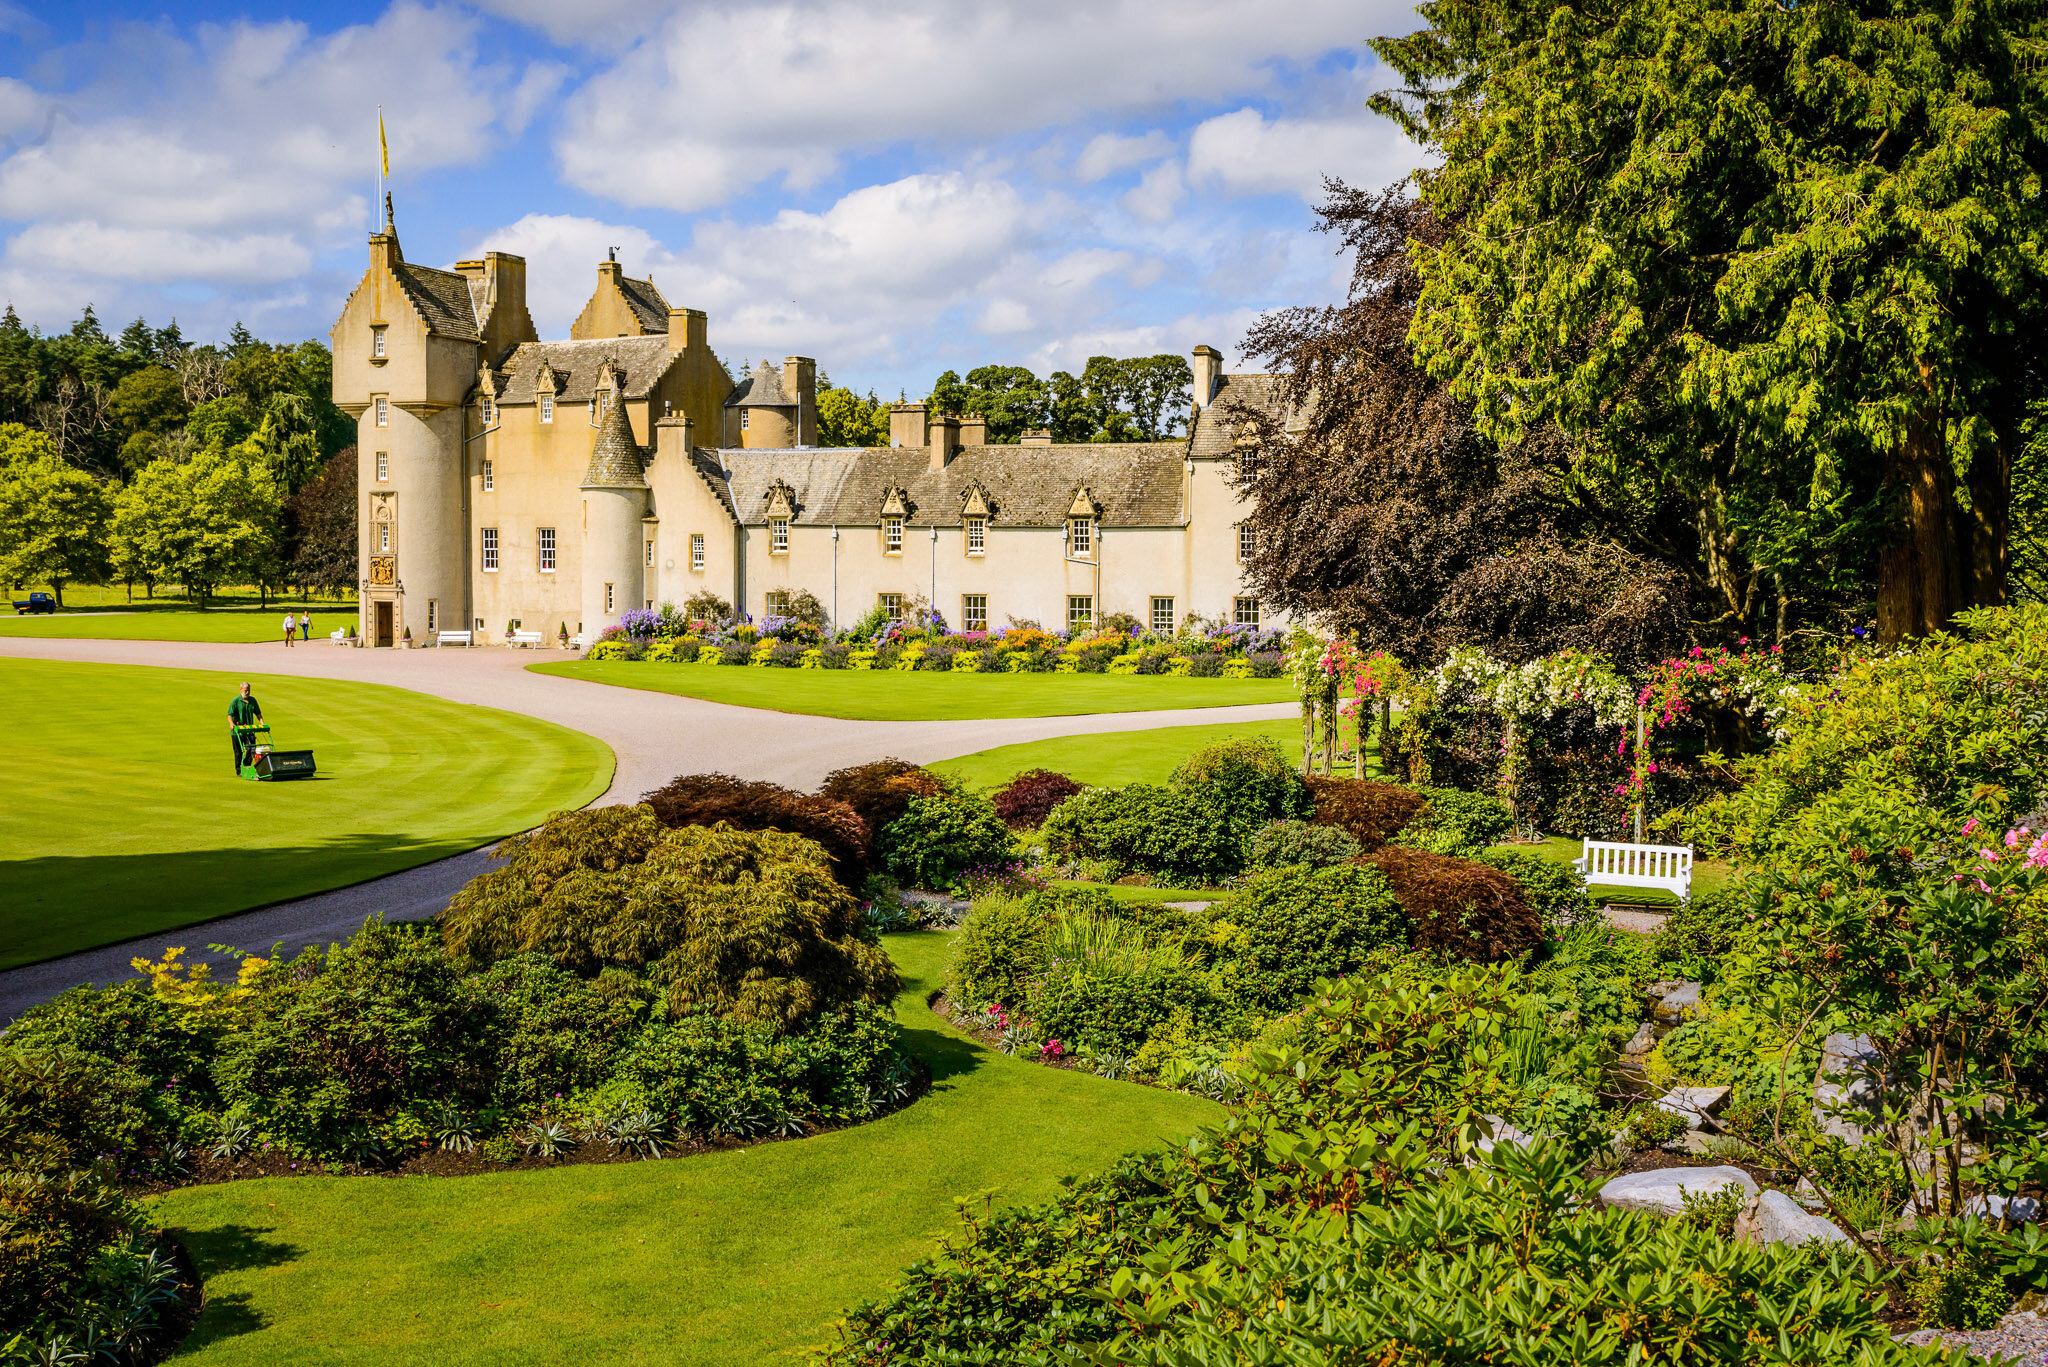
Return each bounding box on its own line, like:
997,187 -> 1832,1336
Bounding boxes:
378,108 -> 388,178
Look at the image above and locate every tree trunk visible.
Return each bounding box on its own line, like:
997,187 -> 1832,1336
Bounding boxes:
1876,412 -> 2008,641
49,580 -> 64,610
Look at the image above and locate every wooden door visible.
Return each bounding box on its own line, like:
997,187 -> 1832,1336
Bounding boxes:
374,601 -> 394,647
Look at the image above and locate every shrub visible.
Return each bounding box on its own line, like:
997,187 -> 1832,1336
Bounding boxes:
442,810 -> 898,1030
642,772 -> 872,886
1909,1241 -> 2010,1330
456,956 -> 651,1112
1360,846 -> 1544,963
0,1049 -> 165,1176
0,1168 -> 144,1339
1246,818 -> 1361,869
1206,864 -> 1408,1012
1650,885 -> 1753,982
880,791 -> 1014,890
3,981 -> 214,1102
1393,785 -> 1514,856
991,769 -> 1085,830
1304,776 -> 1428,850
1030,915 -> 1218,1055
1171,737 -> 1310,830
210,921 -> 483,1156
718,641 -> 752,665
947,895 -> 1049,1010
585,639 -> 635,661
680,590 -> 732,626
820,758 -> 946,835
1474,849 -> 1598,932
1041,785 -> 1242,885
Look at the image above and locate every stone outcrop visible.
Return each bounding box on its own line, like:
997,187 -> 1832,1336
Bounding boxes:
1646,980 -> 1702,1026
1656,1085 -> 1731,1130
1735,1189 -> 1851,1247
1812,1032 -> 1884,1145
1599,1166 -> 1758,1216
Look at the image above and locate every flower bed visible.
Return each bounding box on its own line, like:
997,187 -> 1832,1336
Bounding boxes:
585,608 -> 1288,676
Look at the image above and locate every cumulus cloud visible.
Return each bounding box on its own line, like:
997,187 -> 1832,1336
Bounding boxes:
0,4 -> 536,302
551,0 -> 1420,212
1121,161 -> 1187,224
1187,106 -> 1426,199
1074,130 -> 1172,182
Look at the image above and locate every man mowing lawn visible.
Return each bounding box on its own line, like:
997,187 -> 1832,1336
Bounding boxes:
228,682 -> 264,775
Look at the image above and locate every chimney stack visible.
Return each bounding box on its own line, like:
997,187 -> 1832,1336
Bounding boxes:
654,411 -> 692,465
928,413 -> 960,471
889,402 -> 927,449
1019,428 -> 1052,446
957,412 -> 987,445
1191,344 -> 1222,411
783,356 -> 817,446
667,307 -> 705,354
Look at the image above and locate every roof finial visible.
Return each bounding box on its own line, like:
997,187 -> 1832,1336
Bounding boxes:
608,245 -> 618,263
383,192 -> 395,234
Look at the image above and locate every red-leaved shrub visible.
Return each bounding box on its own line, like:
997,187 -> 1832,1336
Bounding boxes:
643,772 -> 871,887
991,769 -> 1084,830
1358,846 -> 1543,963
818,759 -> 945,835
1305,776 -> 1428,851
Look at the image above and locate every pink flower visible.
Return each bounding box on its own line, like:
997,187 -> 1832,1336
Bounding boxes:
1962,818 -> 1981,836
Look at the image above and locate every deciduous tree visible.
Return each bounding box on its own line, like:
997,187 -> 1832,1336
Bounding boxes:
0,451 -> 111,606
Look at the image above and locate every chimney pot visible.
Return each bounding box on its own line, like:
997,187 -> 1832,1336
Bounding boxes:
888,402 -> 927,449
957,412 -> 987,445
1019,428 -> 1052,446
1192,344 -> 1223,411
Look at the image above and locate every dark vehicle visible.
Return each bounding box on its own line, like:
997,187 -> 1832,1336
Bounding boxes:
10,592 -> 55,614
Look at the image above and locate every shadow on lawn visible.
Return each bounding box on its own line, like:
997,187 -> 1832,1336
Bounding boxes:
900,1022 -> 986,1089
0,833 -> 486,972
167,1223 -> 304,1349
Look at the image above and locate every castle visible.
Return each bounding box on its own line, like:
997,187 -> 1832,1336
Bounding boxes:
332,206 -> 1288,646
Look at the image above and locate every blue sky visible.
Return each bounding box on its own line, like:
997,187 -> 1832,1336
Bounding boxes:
0,0 -> 1424,398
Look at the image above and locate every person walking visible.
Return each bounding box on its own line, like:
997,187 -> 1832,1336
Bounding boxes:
228,682 -> 263,775
282,611 -> 296,647
299,611 -> 311,642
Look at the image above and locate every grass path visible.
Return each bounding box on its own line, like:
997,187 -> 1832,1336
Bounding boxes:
151,933 -> 1221,1366
532,659 -> 1295,721
0,659 -> 611,968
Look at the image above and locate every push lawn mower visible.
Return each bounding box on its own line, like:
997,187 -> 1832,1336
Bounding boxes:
233,724 -> 317,781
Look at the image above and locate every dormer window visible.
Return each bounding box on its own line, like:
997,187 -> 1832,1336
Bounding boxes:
884,515 -> 903,553
541,395 -> 554,424
1067,517 -> 1093,557
770,518 -> 789,553
370,326 -> 387,359
965,515 -> 986,555
479,397 -> 494,427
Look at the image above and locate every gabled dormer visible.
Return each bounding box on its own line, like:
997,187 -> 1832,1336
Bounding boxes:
571,255 -> 671,339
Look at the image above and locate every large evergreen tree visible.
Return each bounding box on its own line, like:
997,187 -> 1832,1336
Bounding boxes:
1373,0 -> 2048,639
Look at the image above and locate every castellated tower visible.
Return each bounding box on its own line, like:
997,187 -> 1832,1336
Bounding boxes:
330,200 -> 535,644
580,363 -> 649,636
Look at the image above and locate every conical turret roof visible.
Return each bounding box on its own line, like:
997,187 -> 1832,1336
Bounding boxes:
583,380 -> 647,488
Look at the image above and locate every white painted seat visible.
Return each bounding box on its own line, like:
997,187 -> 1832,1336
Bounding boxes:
329,629 -> 346,643
435,630 -> 473,648
507,631 -> 544,648
1573,839 -> 1693,903
566,634 -> 587,651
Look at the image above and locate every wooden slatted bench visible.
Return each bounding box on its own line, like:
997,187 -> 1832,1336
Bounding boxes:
506,630 -> 544,648
435,630 -> 473,648
1573,839 -> 1693,903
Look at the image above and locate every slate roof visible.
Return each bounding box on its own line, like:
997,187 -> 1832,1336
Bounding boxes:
493,336 -> 678,404
726,361 -> 794,408
584,394 -> 647,488
707,442 -> 1186,527
617,276 -> 670,332
1188,372 -> 1289,457
392,262 -> 482,342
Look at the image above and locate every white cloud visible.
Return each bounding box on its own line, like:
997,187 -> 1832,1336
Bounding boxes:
552,0 -> 1422,212
0,4 -> 534,294
1074,130 -> 1172,182
1026,307 -> 1267,376
3,222 -> 311,283
1187,106 -> 1425,200
0,77 -> 46,142
1121,161 -> 1187,224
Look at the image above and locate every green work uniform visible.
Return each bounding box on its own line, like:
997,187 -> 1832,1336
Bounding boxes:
229,694 -> 262,772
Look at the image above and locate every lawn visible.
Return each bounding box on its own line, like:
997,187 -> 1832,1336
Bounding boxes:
0,588 -> 354,643
0,659 -> 611,969
151,932 -> 1221,1366
1484,833 -> 1732,908
934,716 -> 1310,788
532,658 -> 1297,720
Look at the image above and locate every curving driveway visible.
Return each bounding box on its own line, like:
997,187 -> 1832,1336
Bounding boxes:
0,636 -> 1293,1018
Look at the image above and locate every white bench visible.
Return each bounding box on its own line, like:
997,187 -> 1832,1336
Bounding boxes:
566,634 -> 587,651
435,630 -> 473,648
329,629 -> 347,643
1573,839 -> 1693,903
507,630 -> 544,648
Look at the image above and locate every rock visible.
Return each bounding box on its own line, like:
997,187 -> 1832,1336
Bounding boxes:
1599,1165 -> 1758,1217
1794,1176 -> 1825,1209
1622,1021 -> 1657,1056
1735,1189 -> 1852,1247
1656,1085 -> 1731,1129
1475,1114 -> 1535,1155
1965,1193 -> 2043,1224
1812,1032 -> 1884,1145
1650,981 -> 1702,1025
